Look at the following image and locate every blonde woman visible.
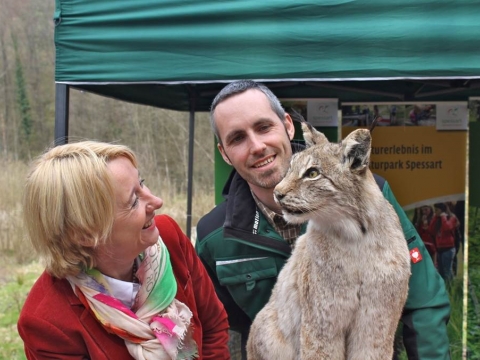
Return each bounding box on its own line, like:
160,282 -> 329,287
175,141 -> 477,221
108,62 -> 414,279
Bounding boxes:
18,141 -> 229,360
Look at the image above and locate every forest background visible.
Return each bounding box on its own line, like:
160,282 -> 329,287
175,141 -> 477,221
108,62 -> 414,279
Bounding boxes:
0,0 -> 217,233
0,0 -> 478,359
0,1 -> 218,358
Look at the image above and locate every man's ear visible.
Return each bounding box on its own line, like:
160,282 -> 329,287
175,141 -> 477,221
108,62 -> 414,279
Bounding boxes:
284,113 -> 295,140
217,143 -> 232,166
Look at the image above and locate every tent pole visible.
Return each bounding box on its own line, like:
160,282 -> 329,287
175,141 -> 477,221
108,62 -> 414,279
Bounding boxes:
54,83 -> 70,145
186,86 -> 197,239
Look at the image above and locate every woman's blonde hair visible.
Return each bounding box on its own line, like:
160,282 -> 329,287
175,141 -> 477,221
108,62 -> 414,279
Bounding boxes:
23,141 -> 137,278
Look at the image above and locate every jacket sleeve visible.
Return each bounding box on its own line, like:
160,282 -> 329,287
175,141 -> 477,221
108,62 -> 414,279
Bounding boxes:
441,215 -> 458,231
19,315 -> 89,360
195,221 -> 253,336
382,181 -> 451,360
164,216 -> 230,360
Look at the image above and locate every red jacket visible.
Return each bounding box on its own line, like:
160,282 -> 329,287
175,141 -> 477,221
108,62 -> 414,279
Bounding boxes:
428,214 -> 458,250
18,215 -> 230,360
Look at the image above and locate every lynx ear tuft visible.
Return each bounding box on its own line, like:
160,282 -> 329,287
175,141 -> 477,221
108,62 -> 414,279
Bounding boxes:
301,122 -> 329,148
341,129 -> 371,173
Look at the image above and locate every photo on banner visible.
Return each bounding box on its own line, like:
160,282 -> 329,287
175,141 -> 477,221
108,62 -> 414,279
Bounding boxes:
342,103 -> 438,127
342,101 -> 468,358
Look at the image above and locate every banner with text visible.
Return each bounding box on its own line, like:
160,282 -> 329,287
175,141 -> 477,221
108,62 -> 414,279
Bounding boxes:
342,126 -> 467,210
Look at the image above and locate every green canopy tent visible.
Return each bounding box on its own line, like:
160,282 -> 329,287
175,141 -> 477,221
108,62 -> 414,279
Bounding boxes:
54,0 -> 480,236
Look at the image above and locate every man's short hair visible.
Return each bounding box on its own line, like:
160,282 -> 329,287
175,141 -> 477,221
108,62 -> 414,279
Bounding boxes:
210,80 -> 286,143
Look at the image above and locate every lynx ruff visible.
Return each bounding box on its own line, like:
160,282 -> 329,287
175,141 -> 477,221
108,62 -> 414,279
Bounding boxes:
247,123 -> 411,360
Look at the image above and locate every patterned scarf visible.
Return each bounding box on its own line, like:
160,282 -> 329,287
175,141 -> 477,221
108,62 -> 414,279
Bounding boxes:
67,237 -> 198,360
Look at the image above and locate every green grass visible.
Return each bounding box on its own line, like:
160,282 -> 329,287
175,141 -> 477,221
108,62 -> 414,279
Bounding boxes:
0,257 -> 42,360
449,276 -> 466,359
467,206 -> 480,358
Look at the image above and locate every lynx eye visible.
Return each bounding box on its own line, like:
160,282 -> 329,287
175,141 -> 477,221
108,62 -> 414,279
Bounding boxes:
305,168 -> 319,179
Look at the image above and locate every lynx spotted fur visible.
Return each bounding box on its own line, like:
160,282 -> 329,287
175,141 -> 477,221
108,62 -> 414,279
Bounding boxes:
247,123 -> 411,360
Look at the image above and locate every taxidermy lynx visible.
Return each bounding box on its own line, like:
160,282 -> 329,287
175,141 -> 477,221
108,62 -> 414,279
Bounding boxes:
247,123 -> 411,360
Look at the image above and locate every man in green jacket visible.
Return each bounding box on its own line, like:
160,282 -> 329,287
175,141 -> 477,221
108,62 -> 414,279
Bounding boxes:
196,80 -> 451,359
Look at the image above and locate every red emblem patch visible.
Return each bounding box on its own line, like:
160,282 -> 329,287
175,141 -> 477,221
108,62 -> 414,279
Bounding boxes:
410,248 -> 423,263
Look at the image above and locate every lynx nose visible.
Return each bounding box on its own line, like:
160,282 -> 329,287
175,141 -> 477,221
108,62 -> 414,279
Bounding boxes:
273,190 -> 285,202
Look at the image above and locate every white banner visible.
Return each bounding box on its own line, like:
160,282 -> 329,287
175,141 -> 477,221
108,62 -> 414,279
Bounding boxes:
307,100 -> 338,127
436,103 -> 468,130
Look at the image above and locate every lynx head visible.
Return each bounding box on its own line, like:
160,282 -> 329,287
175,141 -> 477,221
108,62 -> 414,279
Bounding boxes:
274,122 -> 372,226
